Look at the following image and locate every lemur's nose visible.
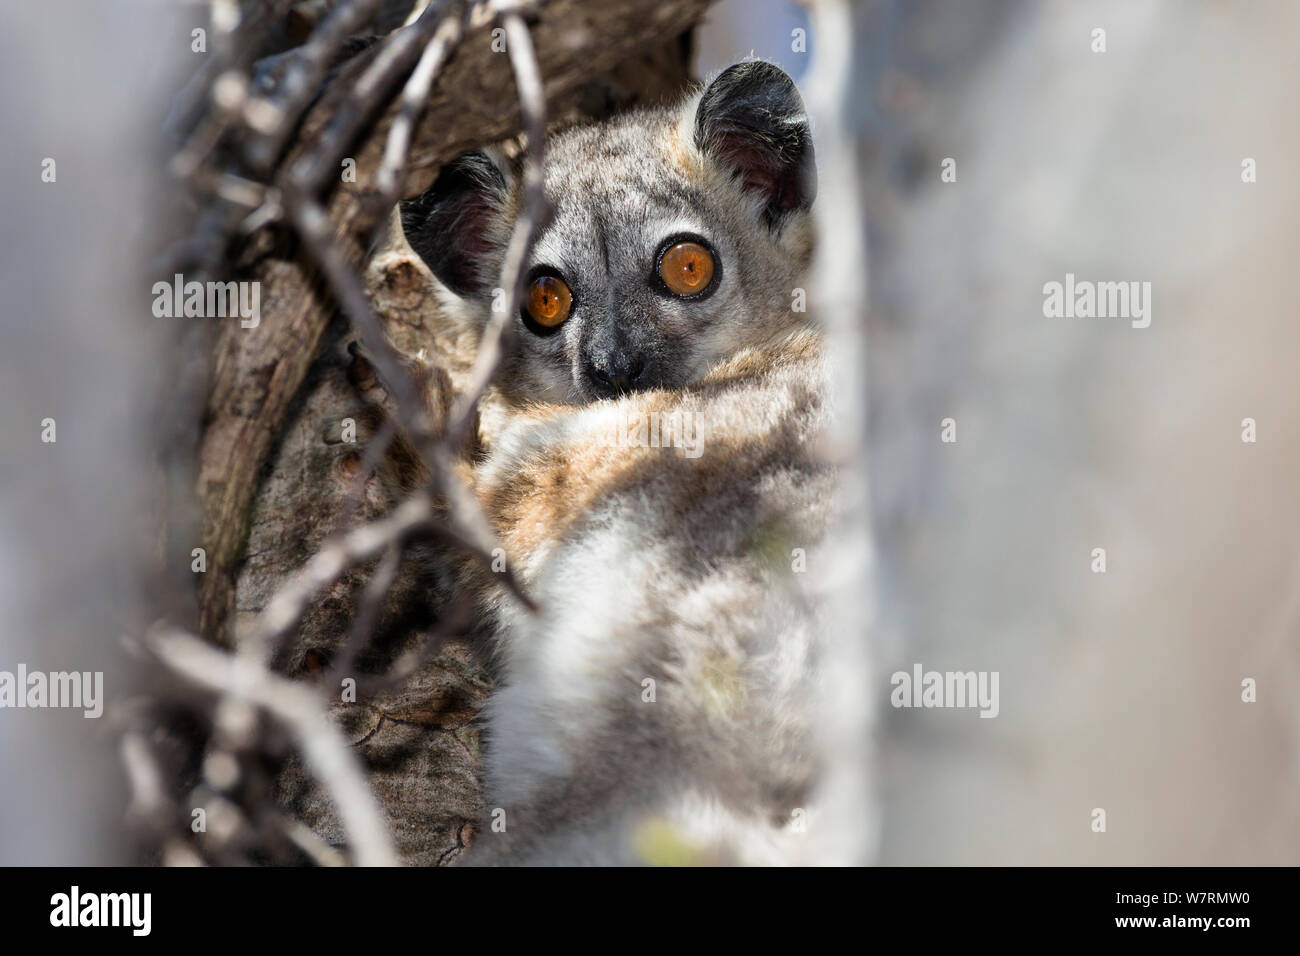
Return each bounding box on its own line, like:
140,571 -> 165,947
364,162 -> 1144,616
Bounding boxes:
585,354 -> 646,397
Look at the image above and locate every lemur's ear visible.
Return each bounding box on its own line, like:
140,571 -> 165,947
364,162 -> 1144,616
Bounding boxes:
400,150 -> 512,299
693,60 -> 816,227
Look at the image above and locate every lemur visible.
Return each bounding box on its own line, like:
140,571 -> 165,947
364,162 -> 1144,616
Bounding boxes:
393,60 -> 835,864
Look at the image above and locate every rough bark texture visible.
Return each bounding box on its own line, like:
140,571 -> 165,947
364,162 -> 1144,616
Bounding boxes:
201,1 -> 709,865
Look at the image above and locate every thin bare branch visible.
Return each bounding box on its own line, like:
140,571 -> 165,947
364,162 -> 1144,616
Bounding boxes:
166,0 -> 299,140
330,542 -> 404,687
281,817 -> 349,867
371,13 -> 467,224
287,0 -> 460,196
249,494 -> 436,664
244,0 -> 389,172
445,7 -> 551,449
145,627 -> 399,867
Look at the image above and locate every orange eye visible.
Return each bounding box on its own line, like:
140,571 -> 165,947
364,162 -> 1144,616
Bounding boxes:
525,275 -> 572,328
658,241 -> 715,297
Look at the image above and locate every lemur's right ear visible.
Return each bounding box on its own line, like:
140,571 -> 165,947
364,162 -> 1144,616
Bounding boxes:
694,60 -> 816,228
400,150 -> 513,299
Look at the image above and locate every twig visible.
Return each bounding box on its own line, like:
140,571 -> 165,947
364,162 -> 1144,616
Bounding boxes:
121,729 -> 207,866
249,494 -> 436,664
244,0 -> 389,172
120,731 -> 171,827
371,13 -> 467,230
329,542 -> 404,687
145,627 -> 399,867
287,0 -> 459,197
444,6 -> 551,449
166,0 -> 299,141
281,817 -> 348,867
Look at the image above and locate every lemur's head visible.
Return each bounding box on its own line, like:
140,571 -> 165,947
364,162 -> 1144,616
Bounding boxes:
401,59 -> 816,405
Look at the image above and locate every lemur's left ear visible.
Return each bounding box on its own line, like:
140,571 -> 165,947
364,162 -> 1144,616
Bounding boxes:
694,60 -> 816,227
399,150 -> 513,300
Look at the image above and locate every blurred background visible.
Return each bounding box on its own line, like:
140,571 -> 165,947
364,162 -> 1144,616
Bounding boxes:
1,0 -> 1297,864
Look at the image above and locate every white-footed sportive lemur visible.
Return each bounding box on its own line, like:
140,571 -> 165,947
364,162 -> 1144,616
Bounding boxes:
396,59 -> 836,864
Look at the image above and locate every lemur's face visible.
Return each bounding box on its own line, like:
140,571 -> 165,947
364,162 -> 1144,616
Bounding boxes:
402,60 -> 816,405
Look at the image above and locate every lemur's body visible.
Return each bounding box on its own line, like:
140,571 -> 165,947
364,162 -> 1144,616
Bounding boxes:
399,61 -> 834,863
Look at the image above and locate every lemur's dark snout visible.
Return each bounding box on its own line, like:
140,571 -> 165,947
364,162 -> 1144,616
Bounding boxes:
584,352 -> 649,397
